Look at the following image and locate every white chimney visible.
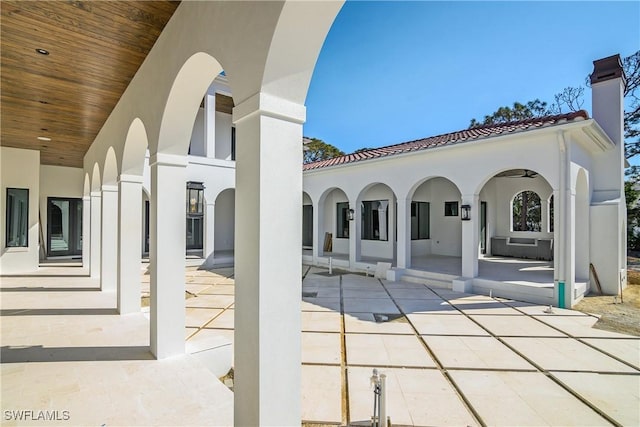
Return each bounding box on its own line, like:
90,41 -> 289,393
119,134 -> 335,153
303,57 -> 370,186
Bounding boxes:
591,54 -> 626,145
590,54 -> 626,195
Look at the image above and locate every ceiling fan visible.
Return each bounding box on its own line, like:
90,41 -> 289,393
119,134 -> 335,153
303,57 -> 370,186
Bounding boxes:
497,169 -> 539,179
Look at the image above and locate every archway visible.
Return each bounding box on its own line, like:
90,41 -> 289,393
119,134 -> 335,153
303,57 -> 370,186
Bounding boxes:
317,187 -> 350,261
213,188 -> 235,265
477,168 -> 555,290
355,183 -> 397,263
302,192 -> 313,251
407,177 -> 462,275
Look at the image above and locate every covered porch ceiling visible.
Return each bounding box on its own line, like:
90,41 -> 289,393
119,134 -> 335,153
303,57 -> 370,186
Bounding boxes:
0,1 -> 181,168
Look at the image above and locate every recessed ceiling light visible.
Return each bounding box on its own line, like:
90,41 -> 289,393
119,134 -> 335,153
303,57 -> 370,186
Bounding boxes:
35,48 -> 49,55
38,100 -> 49,104
37,136 -> 51,141
41,128 -> 48,131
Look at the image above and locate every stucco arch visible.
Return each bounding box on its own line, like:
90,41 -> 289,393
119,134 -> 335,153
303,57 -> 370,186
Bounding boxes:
214,188 -> 235,253
102,147 -> 118,186
260,1 -> 344,104
303,191 -> 313,206
406,176 -> 462,201
316,187 -> 349,256
356,182 -> 398,204
122,118 -> 149,176
318,186 -> 349,208
157,52 -> 224,156
91,163 -> 102,193
83,173 -> 91,197
472,166 -> 556,196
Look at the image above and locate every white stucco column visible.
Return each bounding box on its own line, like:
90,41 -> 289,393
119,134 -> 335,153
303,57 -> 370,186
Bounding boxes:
149,153 -> 187,359
461,194 -> 480,278
557,132 -> 574,307
117,175 -> 143,314
82,195 -> 91,271
205,92 -> 216,158
90,191 -> 102,279
349,199 -> 361,266
101,185 -> 118,292
388,197 -> 397,262
233,93 -> 304,426
396,198 -> 411,269
204,201 -> 215,260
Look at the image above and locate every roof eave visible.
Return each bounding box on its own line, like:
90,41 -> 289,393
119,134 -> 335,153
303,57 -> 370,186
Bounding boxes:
303,118 -> 606,175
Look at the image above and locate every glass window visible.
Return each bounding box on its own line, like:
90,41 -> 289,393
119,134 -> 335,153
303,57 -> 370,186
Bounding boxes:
411,201 -> 430,240
6,188 -> 28,247
444,201 -> 458,217
336,202 -> 349,238
362,200 -> 389,241
513,191 -> 542,232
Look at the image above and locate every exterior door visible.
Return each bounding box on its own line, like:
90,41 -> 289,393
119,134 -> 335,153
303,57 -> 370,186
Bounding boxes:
47,197 -> 82,257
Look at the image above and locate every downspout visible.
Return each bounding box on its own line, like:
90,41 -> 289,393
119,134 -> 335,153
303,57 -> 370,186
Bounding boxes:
557,130 -> 569,308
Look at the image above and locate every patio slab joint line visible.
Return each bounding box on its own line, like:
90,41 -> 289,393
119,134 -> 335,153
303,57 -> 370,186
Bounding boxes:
377,279 -> 487,427
339,274 -> 350,426
429,287 -> 627,427
509,305 -> 640,373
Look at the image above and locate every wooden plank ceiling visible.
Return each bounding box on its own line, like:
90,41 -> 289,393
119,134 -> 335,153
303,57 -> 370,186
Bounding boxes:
1,1 -> 181,168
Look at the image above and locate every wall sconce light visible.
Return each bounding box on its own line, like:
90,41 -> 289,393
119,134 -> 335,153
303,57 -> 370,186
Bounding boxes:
348,208 -> 355,221
461,204 -> 471,221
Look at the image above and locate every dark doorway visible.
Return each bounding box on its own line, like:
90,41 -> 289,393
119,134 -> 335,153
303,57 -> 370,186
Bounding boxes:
47,198 -> 82,257
302,205 -> 313,247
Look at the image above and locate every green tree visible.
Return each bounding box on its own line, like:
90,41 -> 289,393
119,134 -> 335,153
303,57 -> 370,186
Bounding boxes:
625,180 -> 640,251
469,99 -> 551,128
470,51 -> 640,251
512,191 -> 542,232
303,137 -> 344,164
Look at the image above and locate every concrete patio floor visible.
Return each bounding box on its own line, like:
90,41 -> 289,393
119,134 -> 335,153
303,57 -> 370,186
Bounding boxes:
2,265 -> 639,426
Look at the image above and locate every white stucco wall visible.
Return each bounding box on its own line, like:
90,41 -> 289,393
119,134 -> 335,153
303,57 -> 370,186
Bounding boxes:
189,107 -> 206,156
215,112 -> 233,160
1,147 -> 40,273
214,189 -> 235,251
412,178 -> 462,257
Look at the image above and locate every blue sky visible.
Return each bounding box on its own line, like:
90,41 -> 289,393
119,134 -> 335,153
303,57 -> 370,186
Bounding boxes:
304,1 -> 640,156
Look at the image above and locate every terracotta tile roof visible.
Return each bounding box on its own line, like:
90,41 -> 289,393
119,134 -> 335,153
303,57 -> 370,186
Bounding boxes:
303,110 -> 589,171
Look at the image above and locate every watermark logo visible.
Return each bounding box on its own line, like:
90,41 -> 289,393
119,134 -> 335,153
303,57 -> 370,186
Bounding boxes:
4,410 -> 70,422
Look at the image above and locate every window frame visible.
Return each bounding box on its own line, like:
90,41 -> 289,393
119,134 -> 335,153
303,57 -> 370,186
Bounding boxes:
511,190 -> 542,232
444,201 -> 459,217
361,199 -> 389,241
336,202 -> 349,239
5,187 -> 29,248
411,201 -> 430,240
